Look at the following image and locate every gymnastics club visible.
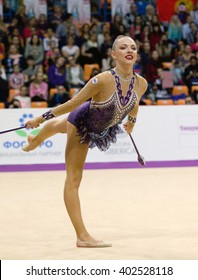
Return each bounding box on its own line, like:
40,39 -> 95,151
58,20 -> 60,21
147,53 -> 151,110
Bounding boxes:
0,125 -> 26,135
129,134 -> 146,166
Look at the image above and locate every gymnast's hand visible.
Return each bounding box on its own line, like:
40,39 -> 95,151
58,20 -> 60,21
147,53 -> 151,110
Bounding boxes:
123,121 -> 134,134
25,116 -> 44,129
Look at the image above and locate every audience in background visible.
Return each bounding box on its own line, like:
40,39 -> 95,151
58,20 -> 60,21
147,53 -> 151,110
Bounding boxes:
25,34 -> 44,65
0,0 -> 197,108
66,57 -> 85,89
29,72 -> 48,101
47,56 -> 67,88
8,64 -> 25,89
14,85 -> 31,108
48,84 -> 70,107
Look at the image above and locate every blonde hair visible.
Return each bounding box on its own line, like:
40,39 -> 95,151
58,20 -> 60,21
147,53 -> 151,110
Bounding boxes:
112,35 -> 135,51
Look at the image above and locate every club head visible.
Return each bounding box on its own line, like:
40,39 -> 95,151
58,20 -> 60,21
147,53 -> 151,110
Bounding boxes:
138,155 -> 146,166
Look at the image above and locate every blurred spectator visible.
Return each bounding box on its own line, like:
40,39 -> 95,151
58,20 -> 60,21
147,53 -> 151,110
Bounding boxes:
171,60 -> 184,85
144,4 -> 156,25
124,3 -> 139,32
29,72 -> 48,101
150,24 -> 162,50
48,56 -> 67,88
145,82 -> 158,104
9,34 -> 24,53
49,84 -> 70,107
13,85 -> 31,108
190,1 -> 198,26
156,33 -> 173,62
153,68 -> 172,100
97,23 -> 110,49
23,17 -> 38,41
176,2 -> 189,24
150,14 -> 165,33
140,41 -> 151,75
7,17 -> 20,36
100,31 -> 113,58
173,40 -> 186,59
55,12 -> 71,34
61,36 -> 80,63
141,24 -> 151,42
117,24 -> 127,36
3,1 -> 15,23
8,64 -> 25,89
8,99 -> 21,109
23,55 -> 39,86
45,41 -> 61,67
146,50 -> 162,84
190,30 -> 198,52
90,15 -> 103,35
177,44 -> 193,70
186,21 -> 197,44
66,24 -> 80,45
101,47 -> 112,72
15,4 -> 28,30
77,23 -> 91,47
110,14 -> 124,40
37,14 -> 49,37
43,28 -> 59,52
182,15 -> 193,41
66,57 -> 85,89
55,14 -> 74,46
3,44 -> 25,76
80,33 -> 101,66
25,34 -> 44,65
130,15 -> 143,41
183,56 -> 198,91
49,5 -> 65,31
0,70 -> 9,105
168,15 -> 183,46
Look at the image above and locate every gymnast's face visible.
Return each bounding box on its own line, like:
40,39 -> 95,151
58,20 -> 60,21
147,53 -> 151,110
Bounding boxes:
111,37 -> 138,66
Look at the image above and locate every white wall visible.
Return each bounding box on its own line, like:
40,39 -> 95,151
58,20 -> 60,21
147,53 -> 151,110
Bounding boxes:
0,105 -> 198,165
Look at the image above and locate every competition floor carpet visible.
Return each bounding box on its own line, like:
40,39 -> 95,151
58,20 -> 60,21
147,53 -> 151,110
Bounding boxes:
0,167 -> 198,260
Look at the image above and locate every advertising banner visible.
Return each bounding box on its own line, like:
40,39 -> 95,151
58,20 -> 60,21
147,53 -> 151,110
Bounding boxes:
23,0 -> 47,19
111,0 -> 132,19
67,0 -> 91,24
0,106 -> 198,166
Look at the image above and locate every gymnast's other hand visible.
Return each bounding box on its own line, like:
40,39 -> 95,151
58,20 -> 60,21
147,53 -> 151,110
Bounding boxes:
25,116 -> 44,129
123,121 -> 134,134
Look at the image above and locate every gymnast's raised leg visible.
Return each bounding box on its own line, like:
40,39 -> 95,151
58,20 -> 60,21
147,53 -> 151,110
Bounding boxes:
22,118 -> 67,152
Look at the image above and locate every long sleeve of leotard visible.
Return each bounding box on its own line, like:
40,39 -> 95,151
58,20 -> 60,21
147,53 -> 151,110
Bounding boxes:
51,75 -> 103,117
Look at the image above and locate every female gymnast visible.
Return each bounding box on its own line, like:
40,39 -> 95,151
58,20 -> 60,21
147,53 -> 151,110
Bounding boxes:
23,35 -> 148,248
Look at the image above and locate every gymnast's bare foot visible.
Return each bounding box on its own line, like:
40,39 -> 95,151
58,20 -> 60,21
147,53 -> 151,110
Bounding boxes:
76,236 -> 112,248
22,135 -> 37,152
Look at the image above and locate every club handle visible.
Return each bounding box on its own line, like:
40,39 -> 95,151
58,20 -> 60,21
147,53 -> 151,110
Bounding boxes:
129,134 -> 146,166
0,126 -> 26,135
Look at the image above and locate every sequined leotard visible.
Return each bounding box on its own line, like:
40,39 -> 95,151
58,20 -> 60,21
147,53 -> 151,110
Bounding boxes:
67,69 -> 139,151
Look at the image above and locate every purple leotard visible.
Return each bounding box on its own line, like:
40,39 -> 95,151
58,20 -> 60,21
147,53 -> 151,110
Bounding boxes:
67,71 -> 138,151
